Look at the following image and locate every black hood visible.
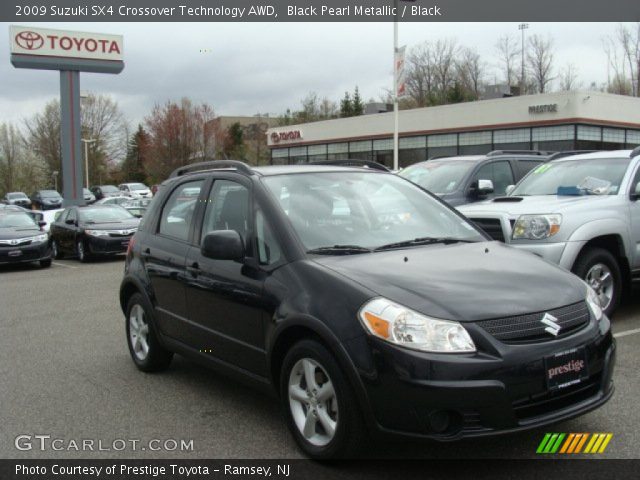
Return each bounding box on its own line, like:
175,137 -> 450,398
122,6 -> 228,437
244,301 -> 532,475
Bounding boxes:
0,226 -> 42,240
313,242 -> 586,322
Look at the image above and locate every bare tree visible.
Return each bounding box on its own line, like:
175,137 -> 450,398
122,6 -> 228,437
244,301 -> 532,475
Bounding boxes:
495,35 -> 520,87
0,123 -> 22,194
616,23 -> 640,96
527,34 -> 556,93
559,63 -> 580,91
24,100 -> 61,177
432,39 -> 459,103
457,47 -> 485,99
405,41 -> 437,107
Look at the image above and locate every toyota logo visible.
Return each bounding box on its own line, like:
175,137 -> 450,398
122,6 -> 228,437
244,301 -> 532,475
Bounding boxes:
15,31 -> 44,50
270,132 -> 280,143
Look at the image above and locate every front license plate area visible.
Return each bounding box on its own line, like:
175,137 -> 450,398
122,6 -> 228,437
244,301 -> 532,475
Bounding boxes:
545,347 -> 589,390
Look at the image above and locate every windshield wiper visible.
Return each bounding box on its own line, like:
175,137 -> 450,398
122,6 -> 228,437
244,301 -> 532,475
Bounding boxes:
307,245 -> 373,255
375,237 -> 475,251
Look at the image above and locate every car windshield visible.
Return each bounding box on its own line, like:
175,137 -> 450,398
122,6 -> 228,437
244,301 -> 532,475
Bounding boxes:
41,190 -> 61,198
8,193 -> 27,199
263,171 -> 484,252
128,183 -> 147,191
100,185 -> 119,193
512,157 -> 631,196
79,207 -> 135,223
0,212 -> 37,228
399,160 -> 477,194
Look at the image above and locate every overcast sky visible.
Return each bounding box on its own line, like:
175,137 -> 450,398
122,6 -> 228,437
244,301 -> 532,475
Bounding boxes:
0,22 -> 630,128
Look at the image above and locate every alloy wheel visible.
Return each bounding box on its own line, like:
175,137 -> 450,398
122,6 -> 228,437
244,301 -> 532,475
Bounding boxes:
77,241 -> 85,261
288,358 -> 338,447
129,304 -> 150,361
586,262 -> 614,311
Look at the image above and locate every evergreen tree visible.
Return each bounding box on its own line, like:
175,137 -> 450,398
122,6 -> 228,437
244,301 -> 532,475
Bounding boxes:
352,86 -> 364,116
122,125 -> 149,183
340,92 -> 353,117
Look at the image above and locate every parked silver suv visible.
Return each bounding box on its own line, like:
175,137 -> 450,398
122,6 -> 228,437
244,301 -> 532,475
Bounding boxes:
459,148 -> 640,316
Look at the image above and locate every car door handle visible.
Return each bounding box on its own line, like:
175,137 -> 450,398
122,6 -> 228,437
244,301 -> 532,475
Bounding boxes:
141,248 -> 151,258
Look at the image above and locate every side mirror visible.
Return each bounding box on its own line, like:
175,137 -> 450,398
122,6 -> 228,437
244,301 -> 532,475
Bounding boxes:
201,230 -> 244,261
477,179 -> 495,194
38,221 -> 47,228
505,185 -> 516,196
65,218 -> 76,225
631,183 -> 640,201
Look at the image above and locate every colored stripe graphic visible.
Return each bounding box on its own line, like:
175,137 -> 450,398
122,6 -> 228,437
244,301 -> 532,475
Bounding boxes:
538,433 -> 613,454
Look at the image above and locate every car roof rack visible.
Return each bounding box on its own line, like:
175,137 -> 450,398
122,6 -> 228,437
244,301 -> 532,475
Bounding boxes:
169,160 -> 255,178
308,159 -> 390,172
547,150 -> 598,161
631,146 -> 640,158
486,150 -> 549,157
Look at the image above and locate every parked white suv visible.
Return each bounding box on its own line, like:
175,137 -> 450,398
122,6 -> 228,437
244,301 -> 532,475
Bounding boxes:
119,182 -> 153,199
459,149 -> 640,316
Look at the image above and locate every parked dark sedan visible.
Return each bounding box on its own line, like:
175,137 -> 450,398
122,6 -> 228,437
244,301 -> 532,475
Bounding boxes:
120,160 -> 615,459
0,211 -> 51,268
50,205 -> 139,262
3,192 -> 32,209
31,190 -> 63,210
90,185 -> 120,201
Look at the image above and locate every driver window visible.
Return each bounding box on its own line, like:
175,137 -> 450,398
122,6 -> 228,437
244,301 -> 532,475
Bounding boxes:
633,167 -> 640,194
475,161 -> 514,196
201,180 -> 249,244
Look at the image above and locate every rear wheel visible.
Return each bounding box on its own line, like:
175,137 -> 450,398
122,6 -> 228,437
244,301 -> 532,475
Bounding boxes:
572,247 -> 622,317
280,339 -> 366,459
126,293 -> 173,372
39,259 -> 52,268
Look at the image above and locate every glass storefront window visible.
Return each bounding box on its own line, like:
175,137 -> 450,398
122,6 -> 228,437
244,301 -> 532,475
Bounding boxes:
328,143 -> 348,154
399,148 -> 427,168
349,140 -> 372,152
428,146 -> 458,159
577,125 -> 602,141
494,129 -> 530,144
459,131 -> 492,146
627,130 -> 640,147
428,134 -> 457,147
399,136 -> 426,149
532,126 -> 574,141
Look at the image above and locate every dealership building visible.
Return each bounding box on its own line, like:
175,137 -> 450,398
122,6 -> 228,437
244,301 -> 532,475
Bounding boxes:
266,91 -> 640,167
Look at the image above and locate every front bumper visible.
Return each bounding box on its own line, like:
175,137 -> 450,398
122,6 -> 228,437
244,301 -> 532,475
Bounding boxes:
352,316 -> 615,440
511,241 -> 587,271
86,235 -> 132,255
0,242 -> 51,265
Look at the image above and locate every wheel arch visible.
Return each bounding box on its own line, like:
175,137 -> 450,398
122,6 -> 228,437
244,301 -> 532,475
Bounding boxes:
574,234 -> 631,287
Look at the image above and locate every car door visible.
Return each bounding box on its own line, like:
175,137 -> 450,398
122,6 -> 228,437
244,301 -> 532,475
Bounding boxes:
629,164 -> 640,270
144,178 -> 205,342
60,208 -> 78,253
184,176 -> 267,375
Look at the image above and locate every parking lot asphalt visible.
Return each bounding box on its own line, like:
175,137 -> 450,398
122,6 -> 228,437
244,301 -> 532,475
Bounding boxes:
0,258 -> 638,459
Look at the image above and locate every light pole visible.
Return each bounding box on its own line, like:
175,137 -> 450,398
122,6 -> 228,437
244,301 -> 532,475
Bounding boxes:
81,139 -> 96,188
518,23 -> 529,96
393,1 -> 399,171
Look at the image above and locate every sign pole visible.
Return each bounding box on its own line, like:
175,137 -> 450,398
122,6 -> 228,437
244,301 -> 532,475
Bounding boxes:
393,2 -> 399,171
59,70 -> 84,207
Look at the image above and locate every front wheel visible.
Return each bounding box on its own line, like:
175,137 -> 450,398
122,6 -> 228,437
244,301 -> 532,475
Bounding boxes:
39,258 -> 52,268
76,240 -> 88,263
51,239 -> 61,259
572,247 -> 622,317
280,339 -> 366,459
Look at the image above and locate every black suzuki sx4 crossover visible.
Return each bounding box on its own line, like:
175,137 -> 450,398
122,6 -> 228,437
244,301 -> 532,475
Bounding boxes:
120,161 -> 615,458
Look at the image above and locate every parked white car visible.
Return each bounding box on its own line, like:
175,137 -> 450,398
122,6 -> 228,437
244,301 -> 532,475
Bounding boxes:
119,183 -> 153,199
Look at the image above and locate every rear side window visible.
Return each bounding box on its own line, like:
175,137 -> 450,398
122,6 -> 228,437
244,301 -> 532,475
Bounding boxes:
158,180 -> 204,242
518,160 -> 544,178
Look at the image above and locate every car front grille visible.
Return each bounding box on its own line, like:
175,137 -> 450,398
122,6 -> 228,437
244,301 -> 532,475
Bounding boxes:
476,301 -> 591,344
471,218 -> 505,242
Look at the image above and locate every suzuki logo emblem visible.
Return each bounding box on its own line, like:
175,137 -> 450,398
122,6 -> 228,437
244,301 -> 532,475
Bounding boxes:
10,239 -> 19,246
541,313 -> 561,337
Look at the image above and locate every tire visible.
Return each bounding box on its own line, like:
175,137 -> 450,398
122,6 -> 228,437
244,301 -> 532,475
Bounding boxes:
280,339 -> 366,459
51,240 -> 61,260
76,240 -> 88,263
39,258 -> 52,268
125,293 -> 173,372
572,247 -> 622,317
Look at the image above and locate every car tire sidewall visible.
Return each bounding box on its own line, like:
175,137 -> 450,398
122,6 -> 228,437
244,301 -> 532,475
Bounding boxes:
280,339 -> 364,459
573,247 -> 622,317
51,240 -> 60,259
76,240 -> 87,262
125,292 -> 173,372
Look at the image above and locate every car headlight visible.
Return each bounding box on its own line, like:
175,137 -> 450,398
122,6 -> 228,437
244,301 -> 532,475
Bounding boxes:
512,214 -> 562,240
586,285 -> 603,321
359,298 -> 476,353
85,229 -> 110,237
32,234 -> 48,243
